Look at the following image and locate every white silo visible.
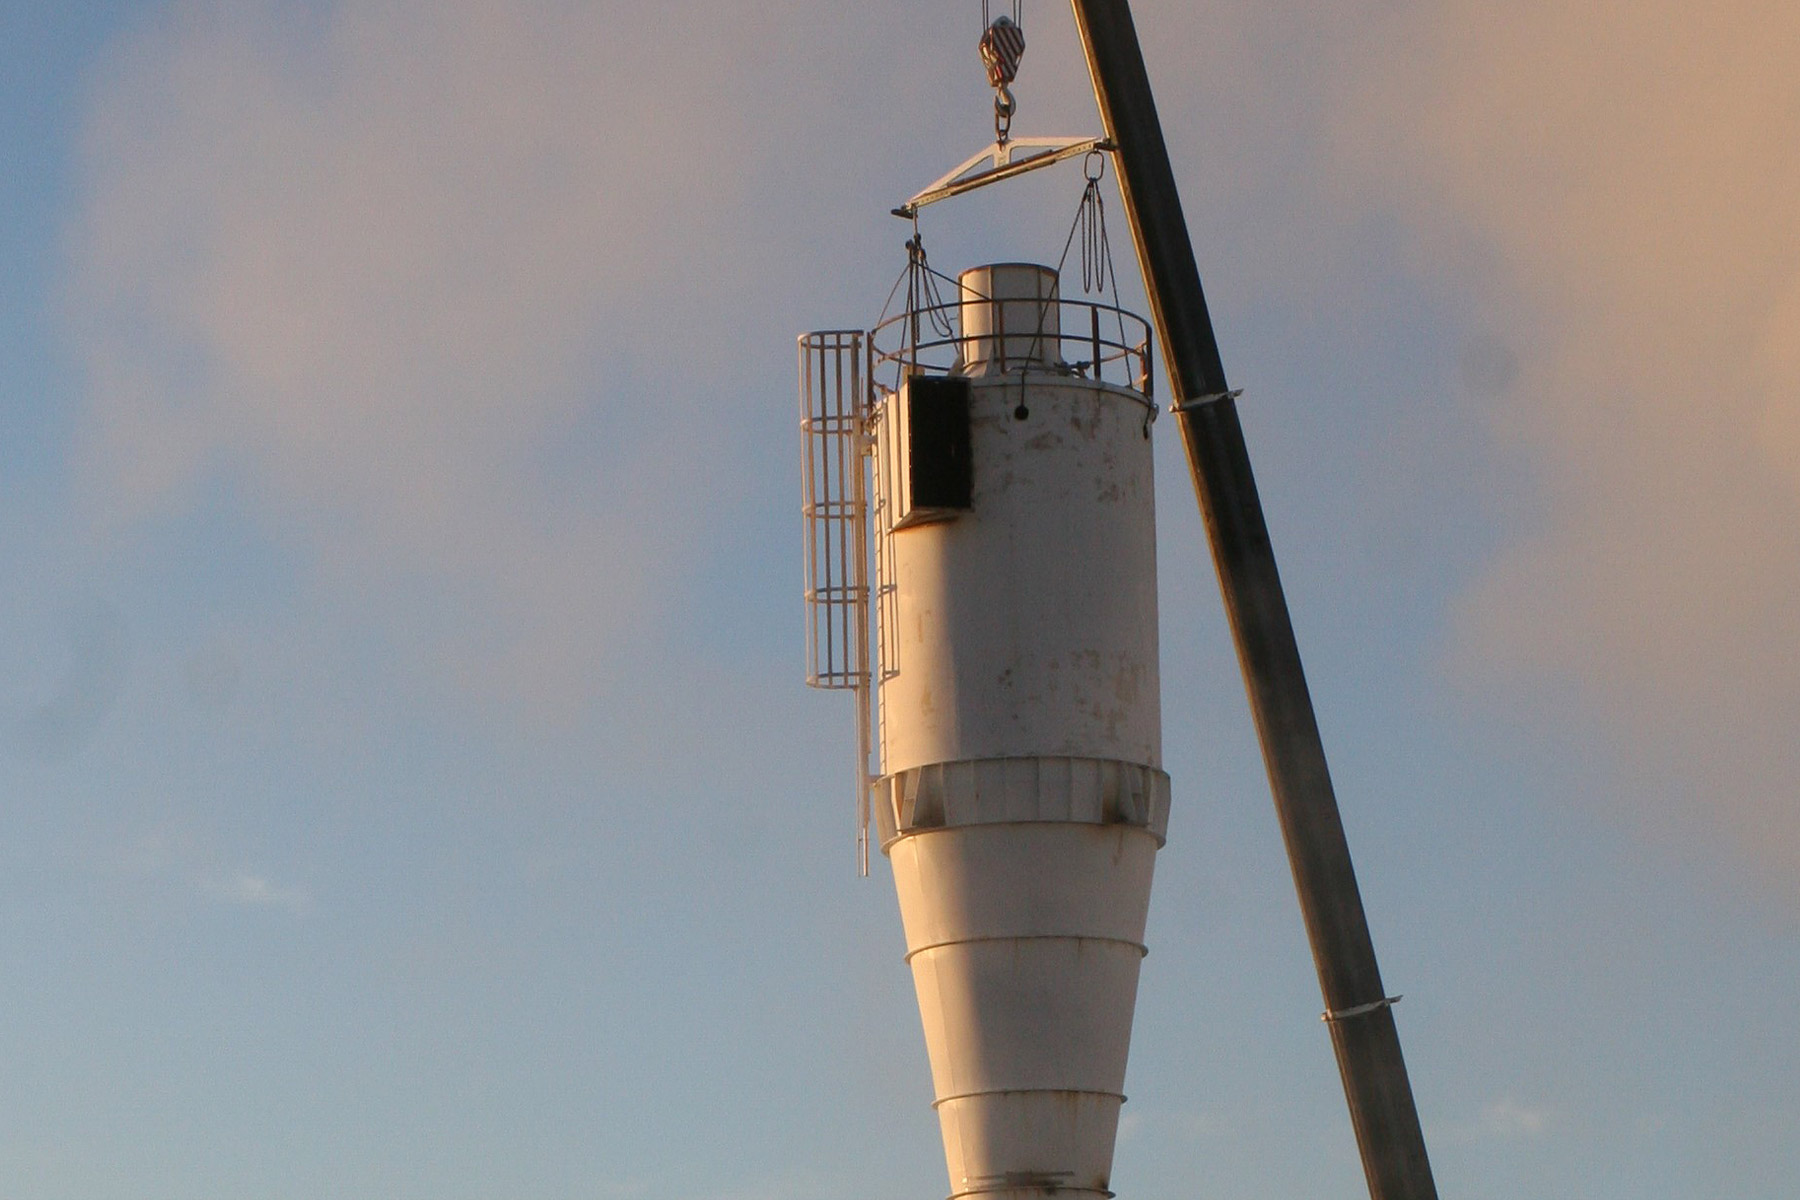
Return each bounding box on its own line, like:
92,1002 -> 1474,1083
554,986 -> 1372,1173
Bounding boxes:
802,257 -> 1166,1200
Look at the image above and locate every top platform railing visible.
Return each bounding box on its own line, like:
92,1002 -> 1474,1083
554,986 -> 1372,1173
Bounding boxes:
869,295 -> 1154,401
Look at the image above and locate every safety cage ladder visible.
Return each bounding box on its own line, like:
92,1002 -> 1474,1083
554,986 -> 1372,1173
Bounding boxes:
798,330 -> 875,874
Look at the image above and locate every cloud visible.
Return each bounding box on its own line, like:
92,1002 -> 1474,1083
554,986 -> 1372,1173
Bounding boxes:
1,598 -> 129,761
106,826 -> 313,915
199,869 -> 313,914
1433,1096 -> 1555,1145
1337,1 -> 1800,897
1113,1105 -> 1234,1144
59,0 -> 794,716
1478,1097 -> 1551,1139
68,0 -> 1797,898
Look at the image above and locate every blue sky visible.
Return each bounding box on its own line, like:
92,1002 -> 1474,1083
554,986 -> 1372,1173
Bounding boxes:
2,2 -> 1797,1198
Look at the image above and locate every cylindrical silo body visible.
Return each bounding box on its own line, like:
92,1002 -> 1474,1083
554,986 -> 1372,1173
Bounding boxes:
873,264 -> 1166,1200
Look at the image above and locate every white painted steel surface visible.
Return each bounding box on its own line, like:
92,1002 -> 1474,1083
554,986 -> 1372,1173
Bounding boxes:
874,270 -> 1165,1200
891,823 -> 1158,1197
959,263 -> 1061,374
878,372 -> 1160,774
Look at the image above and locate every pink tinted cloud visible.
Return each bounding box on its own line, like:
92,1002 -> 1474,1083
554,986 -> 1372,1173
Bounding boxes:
1339,0 -> 1800,896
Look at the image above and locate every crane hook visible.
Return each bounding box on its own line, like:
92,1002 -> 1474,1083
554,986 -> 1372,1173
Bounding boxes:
980,14 -> 1025,145
979,13 -> 1026,88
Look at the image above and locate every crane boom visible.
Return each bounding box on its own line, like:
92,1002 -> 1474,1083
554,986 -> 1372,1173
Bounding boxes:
1066,3 -> 1440,1197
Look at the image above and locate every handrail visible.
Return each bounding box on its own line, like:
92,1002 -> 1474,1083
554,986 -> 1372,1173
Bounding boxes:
869,295 -> 1154,401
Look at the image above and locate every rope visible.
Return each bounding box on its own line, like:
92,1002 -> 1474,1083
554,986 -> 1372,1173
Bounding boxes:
909,237 -> 957,342
980,2 -> 1024,36
1053,152 -> 1115,295
874,228 -> 961,393
1048,152 -> 1142,400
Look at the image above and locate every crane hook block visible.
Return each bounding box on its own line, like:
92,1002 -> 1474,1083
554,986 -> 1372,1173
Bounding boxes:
979,15 -> 1026,88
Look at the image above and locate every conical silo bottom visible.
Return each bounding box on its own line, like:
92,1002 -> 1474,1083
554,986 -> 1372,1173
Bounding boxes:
889,821 -> 1159,1200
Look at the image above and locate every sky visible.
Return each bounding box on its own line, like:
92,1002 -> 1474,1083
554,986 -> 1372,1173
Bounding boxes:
1,1 -> 1796,1198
